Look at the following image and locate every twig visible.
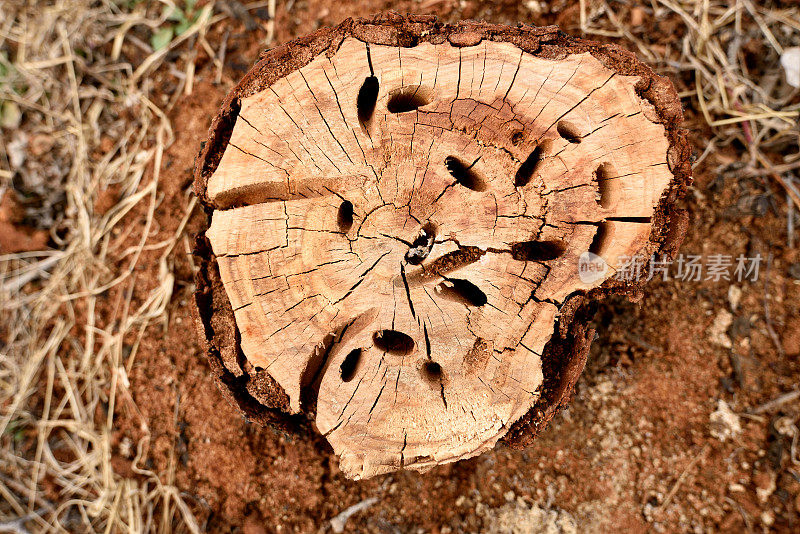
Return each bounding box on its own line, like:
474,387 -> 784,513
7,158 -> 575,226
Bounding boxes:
131,5 -> 215,83
777,174 -> 800,213
725,497 -> 754,533
625,333 -> 663,353
660,444 -> 710,508
763,254 -> 784,358
692,139 -> 716,169
265,0 -> 276,45
749,388 -> 800,414
754,152 -> 800,211
330,497 -> 379,533
217,30 -> 229,84
744,159 -> 800,178
789,188 -> 796,249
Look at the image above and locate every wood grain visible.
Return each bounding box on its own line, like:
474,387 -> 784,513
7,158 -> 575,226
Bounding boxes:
194,16 -> 689,480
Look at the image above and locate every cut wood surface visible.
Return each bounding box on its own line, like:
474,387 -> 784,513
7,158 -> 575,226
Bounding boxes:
193,15 -> 690,480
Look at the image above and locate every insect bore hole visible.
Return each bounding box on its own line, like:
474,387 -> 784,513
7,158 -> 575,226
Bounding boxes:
435,278 -> 488,307
357,76 -> 379,127
514,142 -> 547,187
387,86 -> 432,113
589,223 -> 611,257
340,348 -> 362,382
421,361 -> 443,382
373,330 -> 415,355
337,200 -> 354,233
510,240 -> 566,262
445,156 -> 486,192
595,163 -> 618,209
557,120 -> 583,143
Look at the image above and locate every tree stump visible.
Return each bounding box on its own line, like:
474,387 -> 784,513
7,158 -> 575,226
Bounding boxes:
193,14 -> 690,479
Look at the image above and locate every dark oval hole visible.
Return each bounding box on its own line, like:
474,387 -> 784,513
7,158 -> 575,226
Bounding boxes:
421,361 -> 443,382
589,223 -> 610,256
557,121 -> 583,143
511,131 -> 525,146
387,87 -> 430,113
514,144 -> 544,187
340,348 -> 361,382
445,156 -> 486,192
337,200 -> 354,233
595,163 -> 617,209
357,76 -> 379,126
373,330 -> 415,355
436,278 -> 487,307
511,240 -> 566,262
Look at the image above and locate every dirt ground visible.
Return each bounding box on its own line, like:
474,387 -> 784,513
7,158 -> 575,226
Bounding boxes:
3,1 -> 800,533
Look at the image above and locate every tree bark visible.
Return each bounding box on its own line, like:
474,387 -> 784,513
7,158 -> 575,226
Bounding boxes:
192,13 -> 691,480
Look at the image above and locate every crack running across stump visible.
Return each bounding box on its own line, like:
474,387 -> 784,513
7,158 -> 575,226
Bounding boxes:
192,14 -> 691,480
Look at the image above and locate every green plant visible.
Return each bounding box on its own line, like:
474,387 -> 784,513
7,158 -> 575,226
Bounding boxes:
150,0 -> 201,51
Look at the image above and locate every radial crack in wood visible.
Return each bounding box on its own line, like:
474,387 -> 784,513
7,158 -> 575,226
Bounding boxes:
193,15 -> 690,480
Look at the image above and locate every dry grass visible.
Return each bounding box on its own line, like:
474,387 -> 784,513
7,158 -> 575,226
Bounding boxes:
579,0 -> 800,204
0,0 -> 797,532
0,1 -> 274,532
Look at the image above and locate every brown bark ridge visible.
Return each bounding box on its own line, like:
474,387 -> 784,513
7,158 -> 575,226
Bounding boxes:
192,13 -> 691,480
